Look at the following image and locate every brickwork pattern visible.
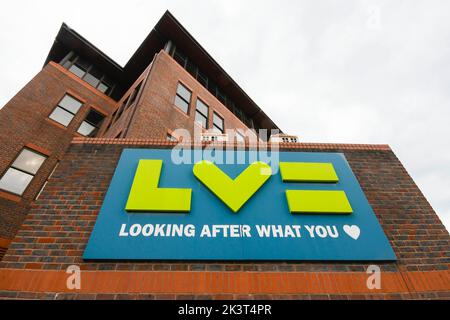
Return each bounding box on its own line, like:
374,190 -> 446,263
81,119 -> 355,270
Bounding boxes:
122,51 -> 258,140
0,63 -> 117,240
0,140 -> 448,299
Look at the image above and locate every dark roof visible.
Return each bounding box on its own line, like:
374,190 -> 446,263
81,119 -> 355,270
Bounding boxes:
45,10 -> 280,131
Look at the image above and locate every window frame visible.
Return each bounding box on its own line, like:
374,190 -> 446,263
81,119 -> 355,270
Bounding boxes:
0,147 -> 48,196
48,94 -> 83,127
213,112 -> 224,133
61,54 -> 116,96
174,82 -> 192,114
77,108 -> 106,137
194,98 -> 209,128
169,45 -> 252,129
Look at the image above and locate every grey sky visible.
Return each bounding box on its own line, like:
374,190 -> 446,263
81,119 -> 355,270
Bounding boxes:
0,0 -> 449,230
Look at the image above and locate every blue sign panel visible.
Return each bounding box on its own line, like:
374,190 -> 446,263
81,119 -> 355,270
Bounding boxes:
83,148 -> 396,261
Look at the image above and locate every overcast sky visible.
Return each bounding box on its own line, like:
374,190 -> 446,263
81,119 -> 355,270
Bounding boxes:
0,0 -> 449,230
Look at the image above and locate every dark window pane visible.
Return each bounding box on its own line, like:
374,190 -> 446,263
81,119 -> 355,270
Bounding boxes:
197,70 -> 208,88
217,90 -> 227,105
195,112 -> 208,128
176,83 -> 191,103
186,60 -> 197,78
12,149 -> 46,175
74,57 -> 90,70
234,107 -> 244,121
174,96 -> 189,113
85,109 -> 105,127
0,167 -> 33,195
77,121 -> 96,136
244,116 -> 252,127
49,107 -> 74,126
69,64 -> 86,78
173,49 -> 187,67
208,80 -> 218,97
59,95 -> 83,114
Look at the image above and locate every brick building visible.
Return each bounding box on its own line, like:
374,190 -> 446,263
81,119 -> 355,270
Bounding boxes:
0,11 -> 449,299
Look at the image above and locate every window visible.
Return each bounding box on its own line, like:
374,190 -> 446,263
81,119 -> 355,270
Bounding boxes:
61,54 -> 115,96
0,148 -> 47,195
174,83 -> 191,114
173,49 -> 188,68
77,109 -> 105,137
195,99 -> 209,128
69,64 -> 86,78
213,113 -> 224,133
197,70 -> 208,88
68,56 -> 89,78
170,45 -> 254,129
217,90 -> 227,105
186,60 -> 197,78
49,94 -> 83,126
208,80 -> 218,97
236,131 -> 245,143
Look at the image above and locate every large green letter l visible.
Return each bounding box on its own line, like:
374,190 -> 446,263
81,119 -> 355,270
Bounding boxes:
125,160 -> 192,212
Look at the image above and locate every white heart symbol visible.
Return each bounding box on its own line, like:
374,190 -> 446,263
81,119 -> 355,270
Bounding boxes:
343,225 -> 360,240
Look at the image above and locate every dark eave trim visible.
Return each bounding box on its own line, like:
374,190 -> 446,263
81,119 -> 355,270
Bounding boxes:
44,23 -> 123,72
43,11 -> 281,131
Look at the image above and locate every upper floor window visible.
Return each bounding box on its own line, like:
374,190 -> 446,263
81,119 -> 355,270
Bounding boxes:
0,148 -> 47,195
169,45 -> 255,129
236,131 -> 245,143
213,113 -> 224,133
49,94 -> 83,127
61,53 -> 114,96
195,99 -> 209,128
173,49 -> 188,68
77,109 -> 106,137
174,83 -> 191,114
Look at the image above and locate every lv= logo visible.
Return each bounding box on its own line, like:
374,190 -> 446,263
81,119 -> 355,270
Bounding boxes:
125,160 -> 353,214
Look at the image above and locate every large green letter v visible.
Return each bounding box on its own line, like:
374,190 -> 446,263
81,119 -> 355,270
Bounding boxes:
125,160 -> 192,212
193,161 -> 272,213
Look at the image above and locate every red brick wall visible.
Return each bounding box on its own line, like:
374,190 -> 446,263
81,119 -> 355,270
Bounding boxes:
0,139 -> 448,299
0,50 -> 264,252
120,51 -> 258,141
0,62 -> 117,241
